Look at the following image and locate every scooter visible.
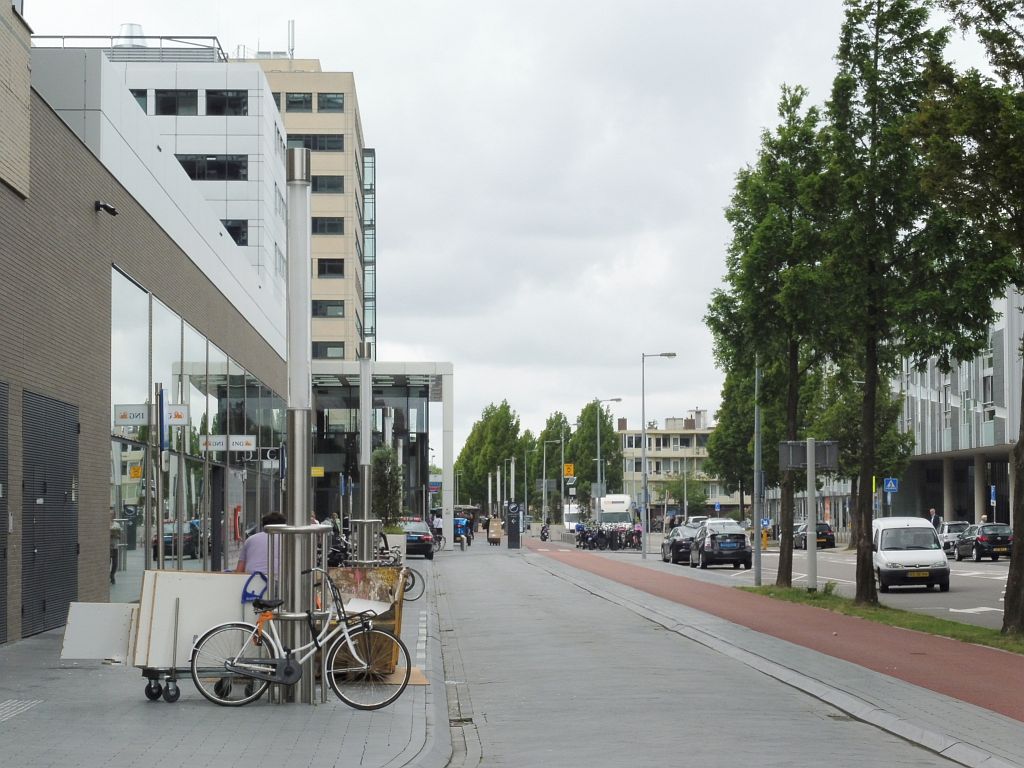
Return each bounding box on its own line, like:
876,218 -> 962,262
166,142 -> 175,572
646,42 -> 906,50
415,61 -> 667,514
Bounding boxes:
539,524 -> 550,542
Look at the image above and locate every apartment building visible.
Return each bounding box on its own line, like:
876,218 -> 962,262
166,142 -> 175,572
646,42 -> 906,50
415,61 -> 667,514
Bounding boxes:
254,57 -> 374,361
618,409 -> 743,524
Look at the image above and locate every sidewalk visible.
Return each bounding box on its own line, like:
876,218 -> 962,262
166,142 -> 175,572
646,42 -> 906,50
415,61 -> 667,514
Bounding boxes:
0,569 -> 451,768
526,537 -> 1024,768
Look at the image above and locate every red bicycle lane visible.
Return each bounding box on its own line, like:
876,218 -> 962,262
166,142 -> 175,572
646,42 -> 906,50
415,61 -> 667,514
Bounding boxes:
526,538 -> 1024,723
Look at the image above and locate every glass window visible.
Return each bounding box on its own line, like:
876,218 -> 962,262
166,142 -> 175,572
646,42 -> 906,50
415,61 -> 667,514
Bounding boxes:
285,92 -> 313,112
176,155 -> 248,181
286,134 -> 344,152
221,219 -> 248,246
206,90 -> 248,116
317,92 -> 344,112
182,323 -> 207,457
110,268 -> 151,437
312,175 -> 344,194
130,89 -> 148,112
312,341 -> 345,360
151,298 -> 183,452
317,259 -> 345,278
207,343 -> 228,463
155,89 -> 198,116
983,374 -> 994,405
312,217 -> 344,235
313,300 -> 345,318
272,92 -> 281,109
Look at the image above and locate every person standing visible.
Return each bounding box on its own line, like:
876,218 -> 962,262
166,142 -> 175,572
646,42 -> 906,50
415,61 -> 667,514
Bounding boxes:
431,510 -> 443,540
235,512 -> 287,575
929,508 -> 941,530
109,508 -> 122,585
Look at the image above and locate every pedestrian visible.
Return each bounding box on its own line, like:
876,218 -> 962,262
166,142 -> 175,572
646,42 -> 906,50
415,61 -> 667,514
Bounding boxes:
109,508 -> 122,585
928,507 -> 941,530
235,512 -> 287,575
981,514 -> 988,524
431,510 -> 443,539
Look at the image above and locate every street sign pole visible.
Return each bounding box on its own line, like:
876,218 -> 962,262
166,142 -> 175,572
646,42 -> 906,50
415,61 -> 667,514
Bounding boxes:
807,437 -> 817,593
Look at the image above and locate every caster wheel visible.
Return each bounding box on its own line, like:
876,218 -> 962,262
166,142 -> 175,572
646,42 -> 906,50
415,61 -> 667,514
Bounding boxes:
144,681 -> 162,701
162,682 -> 181,703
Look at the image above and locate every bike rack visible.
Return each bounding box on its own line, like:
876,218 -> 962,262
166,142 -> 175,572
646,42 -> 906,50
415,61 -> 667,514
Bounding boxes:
266,522 -> 333,704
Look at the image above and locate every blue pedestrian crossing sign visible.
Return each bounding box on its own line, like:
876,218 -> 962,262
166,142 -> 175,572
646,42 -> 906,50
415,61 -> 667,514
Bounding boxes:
883,477 -> 899,493
714,502 -> 721,512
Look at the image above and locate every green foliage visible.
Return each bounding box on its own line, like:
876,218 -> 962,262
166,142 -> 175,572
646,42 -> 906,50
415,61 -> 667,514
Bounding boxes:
371,445 -> 403,528
662,473 -> 709,513
455,401 -> 522,507
566,401 -> 623,513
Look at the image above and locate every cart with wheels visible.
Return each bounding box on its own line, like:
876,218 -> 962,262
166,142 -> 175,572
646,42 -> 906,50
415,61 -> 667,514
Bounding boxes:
487,517 -> 502,546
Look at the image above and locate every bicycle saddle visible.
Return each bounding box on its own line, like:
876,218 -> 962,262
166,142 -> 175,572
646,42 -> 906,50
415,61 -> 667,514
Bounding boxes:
252,598 -> 284,611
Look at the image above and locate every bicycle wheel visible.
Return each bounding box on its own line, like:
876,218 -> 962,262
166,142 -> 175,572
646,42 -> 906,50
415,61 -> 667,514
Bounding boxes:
190,622 -> 279,707
402,568 -> 425,601
325,627 -> 411,710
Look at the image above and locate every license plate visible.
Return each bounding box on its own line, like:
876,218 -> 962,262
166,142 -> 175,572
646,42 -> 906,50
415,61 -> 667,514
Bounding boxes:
720,542 -> 737,549
907,571 -> 929,578
995,547 -> 1008,552
817,537 -> 826,543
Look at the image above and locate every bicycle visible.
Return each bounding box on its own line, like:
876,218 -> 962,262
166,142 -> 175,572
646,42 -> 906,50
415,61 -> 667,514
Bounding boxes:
189,566 -> 412,709
329,531 -> 426,603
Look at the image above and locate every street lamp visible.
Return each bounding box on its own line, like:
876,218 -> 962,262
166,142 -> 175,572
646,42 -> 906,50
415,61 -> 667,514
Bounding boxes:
594,397 -> 622,523
543,440 -> 560,524
641,352 -> 676,560
455,470 -> 463,507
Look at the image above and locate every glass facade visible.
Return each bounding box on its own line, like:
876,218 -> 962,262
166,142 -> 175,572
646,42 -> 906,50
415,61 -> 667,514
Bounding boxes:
109,268 -> 285,598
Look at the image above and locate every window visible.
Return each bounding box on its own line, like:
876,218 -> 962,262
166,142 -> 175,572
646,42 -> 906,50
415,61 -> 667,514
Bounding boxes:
312,175 -> 345,194
287,134 -> 344,152
317,259 -> 344,278
943,384 -> 951,429
221,219 -> 248,246
275,244 -> 286,277
176,155 -> 248,181
312,217 -> 344,235
206,90 -> 248,116
983,374 -> 994,405
312,341 -> 344,359
272,92 -> 281,109
130,89 -> 148,112
155,89 -> 198,115
285,92 -> 313,112
318,92 -> 345,112
313,300 -> 345,318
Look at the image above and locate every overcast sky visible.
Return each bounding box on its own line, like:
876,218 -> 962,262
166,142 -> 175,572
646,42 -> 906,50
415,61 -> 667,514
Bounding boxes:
26,1 -> 949,453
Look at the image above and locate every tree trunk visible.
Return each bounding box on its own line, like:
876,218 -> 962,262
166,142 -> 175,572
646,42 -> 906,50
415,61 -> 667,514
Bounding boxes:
855,329 -> 879,604
847,474 -> 859,551
1002,359 -> 1024,634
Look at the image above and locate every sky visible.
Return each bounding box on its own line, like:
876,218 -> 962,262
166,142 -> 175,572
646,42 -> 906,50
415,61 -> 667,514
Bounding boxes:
24,0 -> 976,455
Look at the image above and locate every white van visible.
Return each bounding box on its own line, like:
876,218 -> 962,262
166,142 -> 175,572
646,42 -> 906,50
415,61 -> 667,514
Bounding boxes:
872,517 -> 950,593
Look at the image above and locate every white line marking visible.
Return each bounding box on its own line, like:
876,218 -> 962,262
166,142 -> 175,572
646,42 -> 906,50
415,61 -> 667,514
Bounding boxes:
949,607 -> 1003,614
0,700 -> 42,723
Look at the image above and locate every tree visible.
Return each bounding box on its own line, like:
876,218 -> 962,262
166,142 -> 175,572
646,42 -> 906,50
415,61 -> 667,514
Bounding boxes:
371,445 -> 403,528
930,0 -> 1024,633
455,401 -> 522,512
826,0 -> 1017,604
706,83 -> 833,587
663,473 -> 709,517
566,401 -> 622,514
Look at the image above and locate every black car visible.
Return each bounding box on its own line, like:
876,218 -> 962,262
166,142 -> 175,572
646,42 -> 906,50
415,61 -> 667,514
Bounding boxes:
953,523 -> 1013,562
152,521 -> 200,560
689,521 -> 752,569
661,524 -> 700,564
402,520 -> 435,560
794,522 -> 836,549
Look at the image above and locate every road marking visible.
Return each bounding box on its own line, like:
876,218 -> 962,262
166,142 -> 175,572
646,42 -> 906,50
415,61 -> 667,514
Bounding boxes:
0,700 -> 41,723
949,607 -> 1003,614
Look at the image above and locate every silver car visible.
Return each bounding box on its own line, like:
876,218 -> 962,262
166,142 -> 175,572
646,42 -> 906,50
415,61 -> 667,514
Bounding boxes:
937,520 -> 969,555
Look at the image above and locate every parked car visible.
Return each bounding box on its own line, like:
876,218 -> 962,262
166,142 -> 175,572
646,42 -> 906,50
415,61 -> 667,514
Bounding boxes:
953,523 -> 1013,562
937,520 -> 970,555
152,521 -> 200,560
661,524 -> 701,564
402,520 -> 435,560
689,519 -> 752,570
872,516 -> 949,593
794,522 -> 836,549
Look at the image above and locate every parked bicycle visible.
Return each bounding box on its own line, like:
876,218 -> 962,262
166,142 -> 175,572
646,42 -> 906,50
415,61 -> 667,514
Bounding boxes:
190,566 -> 411,709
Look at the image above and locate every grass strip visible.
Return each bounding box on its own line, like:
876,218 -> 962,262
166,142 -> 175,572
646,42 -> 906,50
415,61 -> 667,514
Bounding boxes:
740,585 -> 1024,655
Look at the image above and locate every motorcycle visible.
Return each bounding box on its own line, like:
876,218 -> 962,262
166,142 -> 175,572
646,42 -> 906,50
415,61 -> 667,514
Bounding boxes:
539,524 -> 550,542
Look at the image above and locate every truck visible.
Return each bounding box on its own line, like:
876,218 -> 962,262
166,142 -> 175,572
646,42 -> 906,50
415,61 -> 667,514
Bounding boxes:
596,494 -> 635,525
563,502 -> 583,531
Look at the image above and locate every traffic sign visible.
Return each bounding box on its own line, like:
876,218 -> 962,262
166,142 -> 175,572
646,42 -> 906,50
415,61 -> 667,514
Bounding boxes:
509,503 -> 520,514
883,477 -> 899,493
714,502 -> 721,512
991,484 -> 997,507
564,463 -> 575,478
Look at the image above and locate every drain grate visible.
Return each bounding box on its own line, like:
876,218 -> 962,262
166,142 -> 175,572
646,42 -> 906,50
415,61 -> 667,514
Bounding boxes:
0,700 -> 42,723
450,716 -> 474,726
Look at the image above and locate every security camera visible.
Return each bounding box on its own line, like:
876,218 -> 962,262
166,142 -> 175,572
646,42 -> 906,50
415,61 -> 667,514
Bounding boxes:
94,200 -> 119,216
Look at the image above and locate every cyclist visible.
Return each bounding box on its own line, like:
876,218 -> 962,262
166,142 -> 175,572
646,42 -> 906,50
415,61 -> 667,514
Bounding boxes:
453,516 -> 468,548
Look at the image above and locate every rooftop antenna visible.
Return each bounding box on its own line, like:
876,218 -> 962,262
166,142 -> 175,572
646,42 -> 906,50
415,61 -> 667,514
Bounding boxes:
288,20 -> 295,59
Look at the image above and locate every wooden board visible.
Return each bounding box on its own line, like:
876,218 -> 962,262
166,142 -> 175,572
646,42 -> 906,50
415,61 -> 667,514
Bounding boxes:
61,603 -> 138,664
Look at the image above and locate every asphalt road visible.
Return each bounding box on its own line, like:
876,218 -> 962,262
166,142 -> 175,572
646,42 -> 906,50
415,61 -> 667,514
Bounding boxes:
642,542 -> 1010,630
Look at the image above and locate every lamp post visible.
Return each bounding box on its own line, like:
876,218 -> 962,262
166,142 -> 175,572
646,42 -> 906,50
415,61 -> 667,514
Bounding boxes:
455,470 -> 463,507
641,352 -> 676,560
543,440 -> 559,524
594,397 -> 622,524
